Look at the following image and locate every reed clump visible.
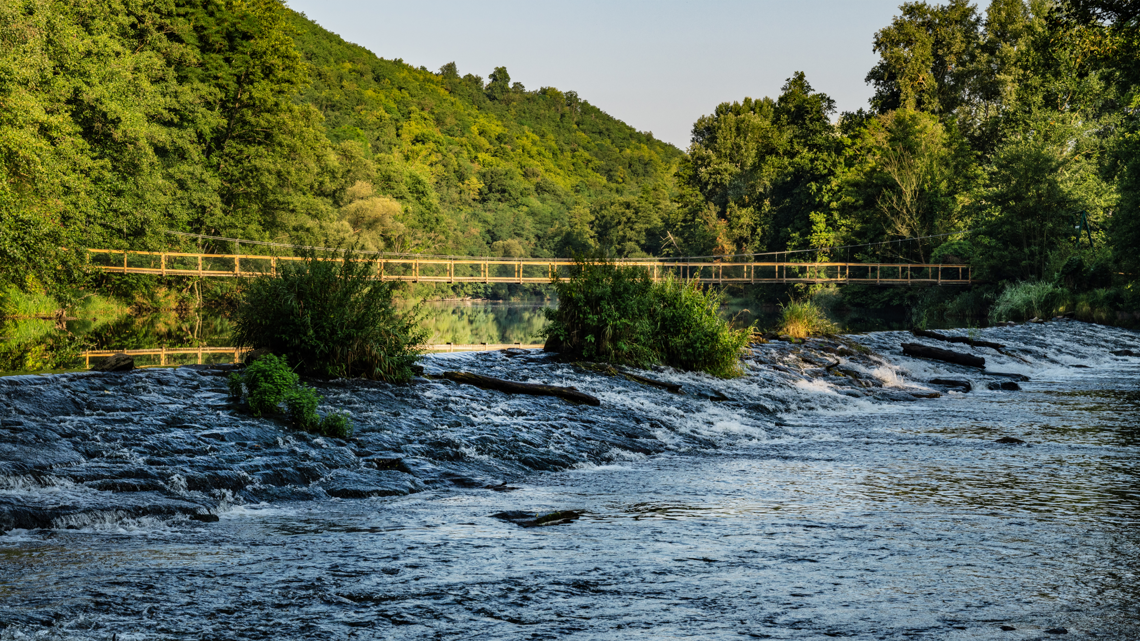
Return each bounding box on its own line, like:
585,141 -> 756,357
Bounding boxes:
777,299 -> 840,339
543,259 -> 750,378
988,280 -> 1061,322
232,251 -> 425,382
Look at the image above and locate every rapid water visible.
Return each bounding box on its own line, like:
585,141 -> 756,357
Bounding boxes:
0,321 -> 1137,639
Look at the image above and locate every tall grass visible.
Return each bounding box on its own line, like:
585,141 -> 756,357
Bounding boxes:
777,300 -> 840,339
544,260 -> 750,377
232,251 -> 426,382
988,280 -> 1061,323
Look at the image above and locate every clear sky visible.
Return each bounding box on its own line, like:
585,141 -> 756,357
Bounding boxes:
286,0 -> 910,150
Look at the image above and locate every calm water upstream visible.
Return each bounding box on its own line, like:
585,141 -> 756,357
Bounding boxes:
0,321 -> 1137,639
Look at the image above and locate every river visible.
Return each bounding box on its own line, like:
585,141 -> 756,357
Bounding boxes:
1,320 -> 1137,639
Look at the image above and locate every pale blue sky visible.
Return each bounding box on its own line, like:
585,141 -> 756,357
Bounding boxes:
287,0 -> 912,149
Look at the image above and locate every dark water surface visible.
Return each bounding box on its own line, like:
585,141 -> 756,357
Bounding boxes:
1,322 -> 1137,639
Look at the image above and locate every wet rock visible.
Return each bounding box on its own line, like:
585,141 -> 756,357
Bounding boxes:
190,512 -> 220,522
1044,628 -> 1068,635
987,381 -> 1021,391
491,509 -> 584,528
930,378 -> 972,392
707,390 -> 733,402
91,353 -> 134,372
908,391 -> 942,399
320,469 -> 425,499
3,385 -> 84,418
1111,349 -> 1136,357
995,436 -> 1026,444
986,371 -> 1030,381
1000,625 -> 1016,631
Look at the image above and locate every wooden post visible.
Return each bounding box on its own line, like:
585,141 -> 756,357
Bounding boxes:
123,252 -> 128,273
197,345 -> 203,365
272,256 -> 277,277
234,255 -> 240,277
161,253 -> 166,277
160,346 -> 166,367
197,254 -> 202,276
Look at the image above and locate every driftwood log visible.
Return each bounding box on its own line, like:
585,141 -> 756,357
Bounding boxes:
901,343 -> 985,368
911,328 -> 1005,351
577,363 -> 683,393
442,371 -> 601,406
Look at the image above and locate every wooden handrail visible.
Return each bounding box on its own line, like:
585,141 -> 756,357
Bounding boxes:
84,248 -> 973,285
80,344 -> 546,368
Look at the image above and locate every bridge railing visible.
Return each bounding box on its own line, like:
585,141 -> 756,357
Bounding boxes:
80,343 -> 546,368
85,249 -> 971,285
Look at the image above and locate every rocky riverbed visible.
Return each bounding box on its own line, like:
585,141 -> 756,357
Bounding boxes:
1,320 -> 1138,638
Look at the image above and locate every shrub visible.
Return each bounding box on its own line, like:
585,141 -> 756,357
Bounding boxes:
241,354 -> 299,417
544,259 -> 749,377
318,412 -> 354,439
232,250 -> 426,382
777,300 -> 840,339
229,353 -> 354,438
650,276 -> 750,378
284,384 -> 321,432
989,280 -> 1062,322
543,258 -> 656,367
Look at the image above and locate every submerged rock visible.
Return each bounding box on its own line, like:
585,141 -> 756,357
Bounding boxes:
995,436 -> 1026,444
491,510 -> 584,528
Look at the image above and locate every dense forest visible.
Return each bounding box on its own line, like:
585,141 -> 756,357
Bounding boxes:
1,0 -> 1137,324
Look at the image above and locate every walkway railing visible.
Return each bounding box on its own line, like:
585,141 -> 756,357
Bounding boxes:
86,249 -> 972,285
80,344 -> 545,368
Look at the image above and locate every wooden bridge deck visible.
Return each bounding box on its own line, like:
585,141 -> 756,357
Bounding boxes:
86,249 -> 972,285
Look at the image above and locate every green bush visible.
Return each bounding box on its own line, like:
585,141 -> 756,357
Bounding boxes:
241,354 -> 299,417
232,251 -> 426,382
318,412 -> 354,439
650,276 -> 750,378
543,259 -> 749,377
284,384 -> 321,432
229,353 -> 354,438
543,258 -> 656,366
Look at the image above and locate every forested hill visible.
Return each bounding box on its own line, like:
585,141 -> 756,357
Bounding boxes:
0,0 -> 681,294
287,11 -> 683,259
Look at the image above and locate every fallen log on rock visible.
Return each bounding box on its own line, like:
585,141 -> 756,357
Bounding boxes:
577,362 -> 682,393
442,371 -> 601,406
901,343 -> 985,368
911,329 -> 1005,351
617,368 -> 683,393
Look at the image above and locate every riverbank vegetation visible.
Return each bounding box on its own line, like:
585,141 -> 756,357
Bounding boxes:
232,252 -> 425,382
2,0 -> 1138,365
777,300 -> 842,340
227,354 -> 353,438
543,260 -> 750,377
